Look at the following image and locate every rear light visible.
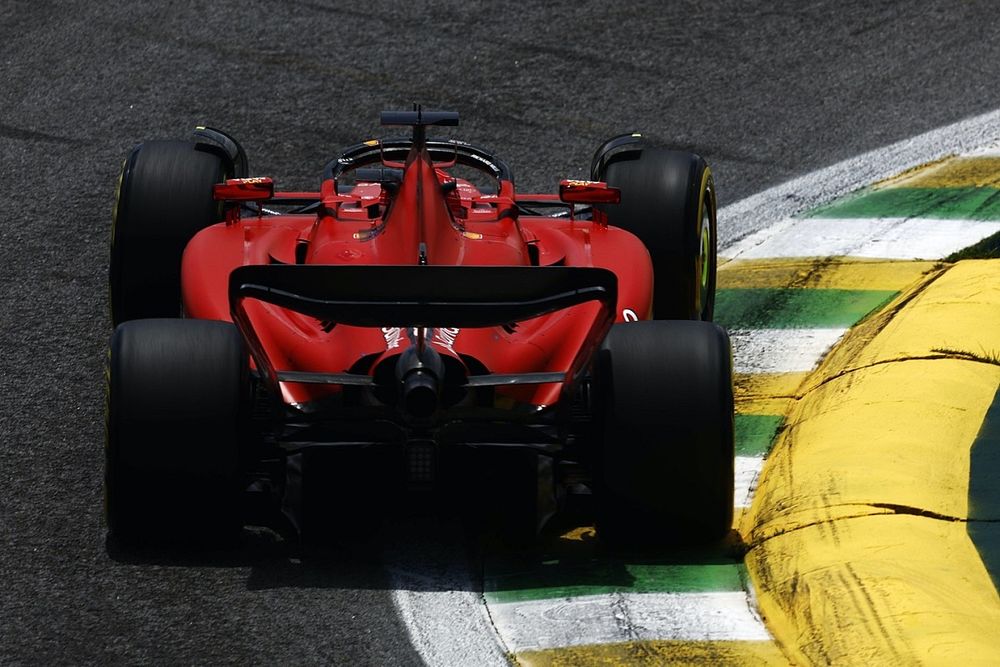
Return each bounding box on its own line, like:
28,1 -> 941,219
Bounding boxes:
558,179 -> 621,205
213,177 -> 274,201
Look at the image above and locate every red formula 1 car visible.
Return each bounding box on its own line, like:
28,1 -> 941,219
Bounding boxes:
105,110 -> 733,547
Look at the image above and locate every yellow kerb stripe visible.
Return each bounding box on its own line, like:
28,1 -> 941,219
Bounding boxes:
747,514 -> 1000,665
516,640 -> 790,666
718,258 -> 938,291
875,155 -> 1000,189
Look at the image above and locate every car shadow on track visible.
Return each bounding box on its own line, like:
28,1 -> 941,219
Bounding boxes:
104,525 -> 402,590
104,497 -> 748,597
103,508 -> 495,595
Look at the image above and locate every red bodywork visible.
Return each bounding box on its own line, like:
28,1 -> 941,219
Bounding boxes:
180,133 -> 653,416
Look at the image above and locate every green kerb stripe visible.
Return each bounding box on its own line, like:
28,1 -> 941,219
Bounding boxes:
809,187 -> 1000,220
485,561 -> 747,604
715,288 -> 897,329
735,414 -> 782,457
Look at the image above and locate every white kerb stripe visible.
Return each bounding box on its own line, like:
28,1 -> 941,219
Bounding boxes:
735,456 -> 764,509
730,328 -> 847,374
724,217 -> 1000,261
964,141 -> 1000,157
489,591 -> 771,653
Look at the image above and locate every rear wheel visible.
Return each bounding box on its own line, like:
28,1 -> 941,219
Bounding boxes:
593,320 -> 734,547
110,140 -> 229,326
105,318 -> 248,544
598,142 -> 717,321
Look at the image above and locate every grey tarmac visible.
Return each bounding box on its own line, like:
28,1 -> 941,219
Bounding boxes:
3,1 -> 1000,663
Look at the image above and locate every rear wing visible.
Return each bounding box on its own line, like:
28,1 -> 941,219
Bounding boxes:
229,265 -> 616,394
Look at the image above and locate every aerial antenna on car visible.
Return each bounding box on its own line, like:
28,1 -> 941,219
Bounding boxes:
380,106 -> 459,151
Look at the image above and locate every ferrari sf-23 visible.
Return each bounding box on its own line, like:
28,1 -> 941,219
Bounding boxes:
106,109 -> 734,546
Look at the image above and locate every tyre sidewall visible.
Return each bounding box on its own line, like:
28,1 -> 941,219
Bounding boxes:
594,320 -> 734,544
110,141 -> 228,325
603,148 -> 717,321
106,318 -> 247,542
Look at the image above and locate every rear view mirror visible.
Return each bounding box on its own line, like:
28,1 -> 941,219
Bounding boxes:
558,179 -> 621,205
213,177 -> 274,201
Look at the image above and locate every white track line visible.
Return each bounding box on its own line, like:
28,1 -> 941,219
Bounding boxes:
386,518 -> 510,667
489,591 -> 771,653
391,587 -> 509,667
727,217 -> 1000,261
719,107 -> 1000,251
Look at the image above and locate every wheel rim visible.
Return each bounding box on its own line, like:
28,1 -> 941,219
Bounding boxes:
698,205 -> 712,315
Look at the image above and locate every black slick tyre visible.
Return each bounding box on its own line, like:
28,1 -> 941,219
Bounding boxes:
110,140 -> 228,326
594,320 -> 734,547
105,318 -> 248,545
600,145 -> 718,321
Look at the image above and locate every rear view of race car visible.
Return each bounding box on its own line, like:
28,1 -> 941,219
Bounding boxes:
105,110 -> 734,547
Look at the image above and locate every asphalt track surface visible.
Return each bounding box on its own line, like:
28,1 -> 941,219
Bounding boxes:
3,1 -> 1000,664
